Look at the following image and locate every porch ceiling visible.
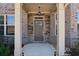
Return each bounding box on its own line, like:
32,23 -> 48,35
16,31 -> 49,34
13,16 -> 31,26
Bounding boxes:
22,3 -> 57,13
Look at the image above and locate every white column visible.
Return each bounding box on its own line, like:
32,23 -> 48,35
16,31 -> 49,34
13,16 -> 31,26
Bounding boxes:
56,3 -> 65,56
14,3 -> 22,56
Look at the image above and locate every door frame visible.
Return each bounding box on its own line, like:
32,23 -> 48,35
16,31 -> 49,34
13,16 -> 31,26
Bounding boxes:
33,16 -> 45,42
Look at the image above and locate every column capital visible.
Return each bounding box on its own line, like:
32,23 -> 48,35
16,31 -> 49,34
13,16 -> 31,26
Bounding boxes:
56,3 -> 65,10
15,3 -> 22,10
64,3 -> 70,8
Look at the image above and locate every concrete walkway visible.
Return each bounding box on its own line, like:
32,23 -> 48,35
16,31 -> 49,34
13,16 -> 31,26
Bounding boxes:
22,43 -> 56,56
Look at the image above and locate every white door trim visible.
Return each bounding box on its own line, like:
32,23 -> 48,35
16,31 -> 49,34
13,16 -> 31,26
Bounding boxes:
33,16 -> 45,42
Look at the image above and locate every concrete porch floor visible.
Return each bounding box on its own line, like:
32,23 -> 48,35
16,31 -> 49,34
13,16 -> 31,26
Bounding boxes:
22,43 -> 56,56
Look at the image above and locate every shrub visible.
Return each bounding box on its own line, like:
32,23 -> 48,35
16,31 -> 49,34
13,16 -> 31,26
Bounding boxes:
0,44 -> 10,56
70,43 -> 79,56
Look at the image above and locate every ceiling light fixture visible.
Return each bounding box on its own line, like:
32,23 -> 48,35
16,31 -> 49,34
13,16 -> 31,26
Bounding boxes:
36,3 -> 44,16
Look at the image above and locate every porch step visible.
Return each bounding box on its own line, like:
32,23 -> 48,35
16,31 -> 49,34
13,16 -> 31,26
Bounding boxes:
22,43 -> 56,56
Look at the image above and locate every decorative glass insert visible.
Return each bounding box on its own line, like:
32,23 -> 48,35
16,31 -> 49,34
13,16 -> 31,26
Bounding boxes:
0,26 -> 4,35
35,17 -> 43,19
6,15 -> 15,25
6,26 -> 14,35
0,16 -> 4,24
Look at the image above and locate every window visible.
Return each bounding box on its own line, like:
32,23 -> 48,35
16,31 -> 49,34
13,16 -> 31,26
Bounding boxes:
6,15 -> 15,35
35,17 -> 43,19
0,16 -> 4,35
76,10 -> 79,37
0,26 -> 4,35
6,16 -> 14,25
6,26 -> 14,35
75,10 -> 79,23
0,16 -> 4,24
77,24 -> 79,34
0,15 -> 14,36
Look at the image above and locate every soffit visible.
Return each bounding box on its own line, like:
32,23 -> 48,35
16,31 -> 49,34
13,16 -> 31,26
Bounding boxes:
23,3 -> 56,13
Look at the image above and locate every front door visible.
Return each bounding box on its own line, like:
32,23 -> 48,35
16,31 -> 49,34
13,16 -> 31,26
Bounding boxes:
33,17 -> 44,42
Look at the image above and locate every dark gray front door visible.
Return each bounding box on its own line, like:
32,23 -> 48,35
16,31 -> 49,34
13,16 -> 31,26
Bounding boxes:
34,20 -> 44,41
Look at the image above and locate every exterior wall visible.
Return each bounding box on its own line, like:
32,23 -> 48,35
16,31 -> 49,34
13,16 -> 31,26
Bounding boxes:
1,3 -> 79,48
65,4 -> 79,48
0,4 -> 55,45
27,14 -> 33,42
0,3 -> 14,45
70,4 -> 79,47
45,14 -> 50,42
65,4 -> 72,48
22,10 -> 30,45
50,13 -> 57,48
0,3 -> 14,14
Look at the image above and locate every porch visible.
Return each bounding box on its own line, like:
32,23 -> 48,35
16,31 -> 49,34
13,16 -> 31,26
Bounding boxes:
14,3 -> 66,56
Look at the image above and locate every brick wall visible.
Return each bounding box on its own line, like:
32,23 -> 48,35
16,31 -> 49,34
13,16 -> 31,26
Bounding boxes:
0,3 -> 14,45
65,4 -> 79,48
